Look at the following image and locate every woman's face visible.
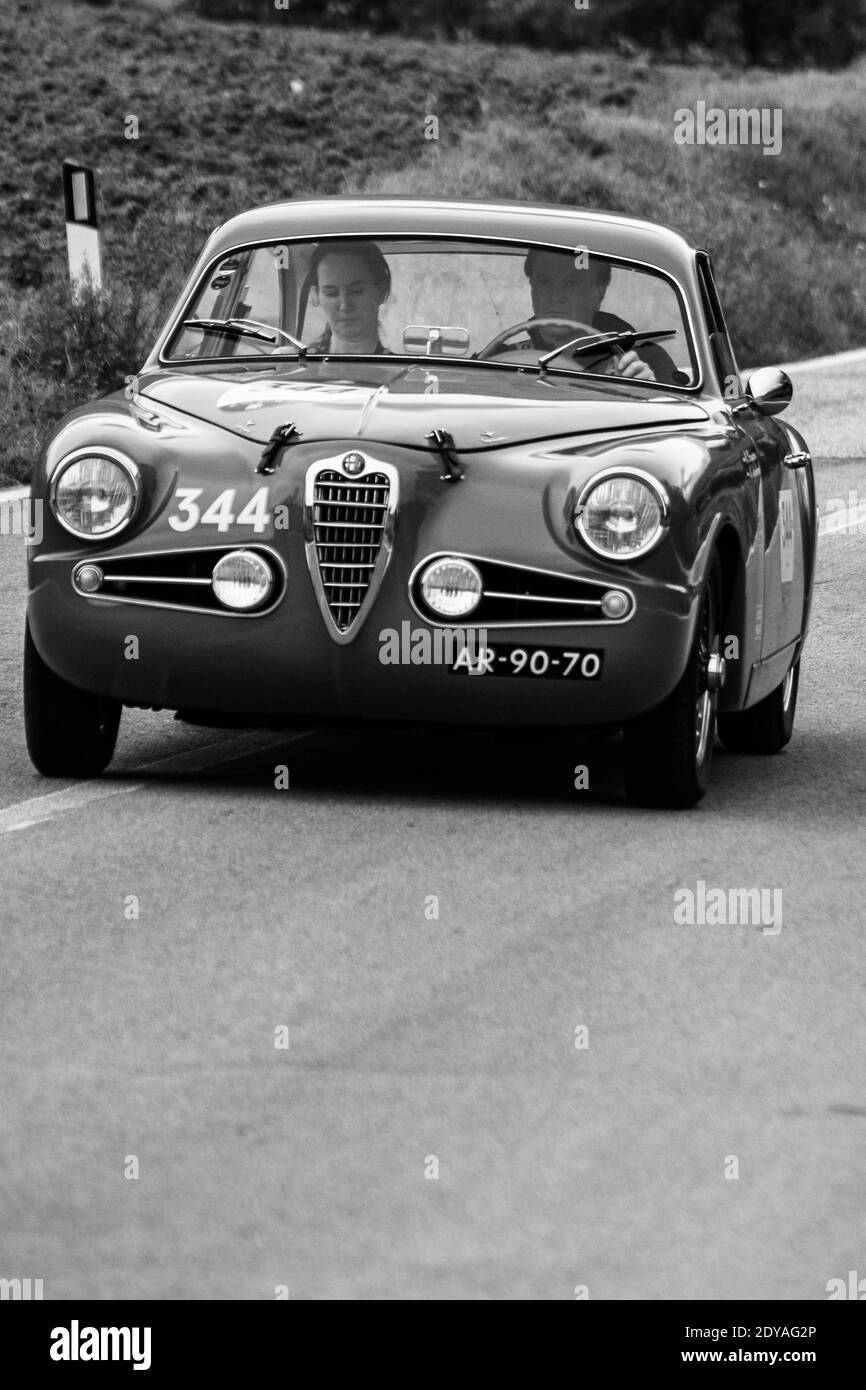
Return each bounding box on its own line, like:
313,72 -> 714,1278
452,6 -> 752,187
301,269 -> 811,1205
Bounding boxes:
312,254 -> 383,347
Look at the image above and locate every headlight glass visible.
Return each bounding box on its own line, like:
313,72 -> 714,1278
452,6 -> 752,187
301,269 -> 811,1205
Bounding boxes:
576,474 -> 666,558
212,550 -> 274,610
420,557 -> 483,617
52,453 -> 138,538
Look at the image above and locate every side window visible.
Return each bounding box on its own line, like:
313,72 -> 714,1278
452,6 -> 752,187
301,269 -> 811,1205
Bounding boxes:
603,264 -> 698,385
697,254 -> 742,398
234,247 -> 281,328
167,248 -> 285,358
168,253 -> 249,358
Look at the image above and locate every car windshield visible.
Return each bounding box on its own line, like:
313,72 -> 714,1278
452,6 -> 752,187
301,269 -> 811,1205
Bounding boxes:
164,236 -> 699,388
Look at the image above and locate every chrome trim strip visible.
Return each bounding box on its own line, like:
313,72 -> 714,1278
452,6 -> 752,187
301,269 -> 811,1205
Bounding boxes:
65,542 -> 286,617
303,454 -> 399,644
574,465 -> 671,562
156,234 -> 703,393
49,446 -> 142,541
408,552 -> 636,628
483,590 -> 603,606
97,574 -> 213,586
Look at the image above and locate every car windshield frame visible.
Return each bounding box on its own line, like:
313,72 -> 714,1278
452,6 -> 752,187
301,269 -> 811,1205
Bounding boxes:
159,232 -> 703,393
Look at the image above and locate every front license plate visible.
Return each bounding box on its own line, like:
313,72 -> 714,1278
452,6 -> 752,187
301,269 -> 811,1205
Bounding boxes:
450,644 -> 603,679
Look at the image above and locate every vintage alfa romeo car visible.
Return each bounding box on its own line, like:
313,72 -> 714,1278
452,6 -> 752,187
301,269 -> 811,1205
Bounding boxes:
25,197 -> 817,806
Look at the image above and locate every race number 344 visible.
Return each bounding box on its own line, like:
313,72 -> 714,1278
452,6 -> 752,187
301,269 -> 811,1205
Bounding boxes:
168,487 -> 271,533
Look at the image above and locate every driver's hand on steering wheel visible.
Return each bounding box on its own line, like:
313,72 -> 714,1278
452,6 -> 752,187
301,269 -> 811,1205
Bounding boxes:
609,349 -> 655,382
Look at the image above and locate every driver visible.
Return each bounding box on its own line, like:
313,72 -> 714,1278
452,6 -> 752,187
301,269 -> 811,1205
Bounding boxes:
523,249 -> 677,383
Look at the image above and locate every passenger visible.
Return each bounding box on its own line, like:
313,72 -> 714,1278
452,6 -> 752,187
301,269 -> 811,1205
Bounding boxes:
305,241 -> 394,355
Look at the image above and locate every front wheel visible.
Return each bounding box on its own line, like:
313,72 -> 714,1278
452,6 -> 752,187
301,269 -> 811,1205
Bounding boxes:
622,557 -> 722,809
717,658 -> 800,754
24,621 -> 121,776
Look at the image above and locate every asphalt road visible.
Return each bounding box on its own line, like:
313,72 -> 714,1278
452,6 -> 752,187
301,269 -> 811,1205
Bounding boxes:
0,363 -> 864,1300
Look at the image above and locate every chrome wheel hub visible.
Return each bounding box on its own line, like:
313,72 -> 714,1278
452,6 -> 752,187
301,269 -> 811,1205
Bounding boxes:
706,653 -> 726,692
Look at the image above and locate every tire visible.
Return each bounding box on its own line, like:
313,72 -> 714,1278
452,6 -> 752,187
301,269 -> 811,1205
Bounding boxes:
622,556 -> 722,809
717,658 -> 799,755
24,620 -> 121,776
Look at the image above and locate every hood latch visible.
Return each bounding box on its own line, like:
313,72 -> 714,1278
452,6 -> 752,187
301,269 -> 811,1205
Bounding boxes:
426,427 -> 464,483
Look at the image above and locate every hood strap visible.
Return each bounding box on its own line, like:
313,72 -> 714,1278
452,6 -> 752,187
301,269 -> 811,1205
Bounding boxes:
426,427 -> 464,483
257,421 -> 302,475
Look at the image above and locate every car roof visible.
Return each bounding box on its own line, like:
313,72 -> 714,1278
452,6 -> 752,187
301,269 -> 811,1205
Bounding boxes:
203,196 -> 698,280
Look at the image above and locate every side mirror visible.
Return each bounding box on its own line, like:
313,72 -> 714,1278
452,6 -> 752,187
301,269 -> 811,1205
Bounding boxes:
744,367 -> 793,417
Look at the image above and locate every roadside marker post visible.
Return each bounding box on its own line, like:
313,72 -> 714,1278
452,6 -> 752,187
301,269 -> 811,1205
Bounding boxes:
62,159 -> 102,294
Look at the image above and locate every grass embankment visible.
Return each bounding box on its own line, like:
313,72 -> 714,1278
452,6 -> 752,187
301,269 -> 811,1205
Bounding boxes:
0,0 -> 863,482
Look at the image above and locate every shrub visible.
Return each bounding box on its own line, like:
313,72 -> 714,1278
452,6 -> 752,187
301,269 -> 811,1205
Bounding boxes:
0,204 -> 205,481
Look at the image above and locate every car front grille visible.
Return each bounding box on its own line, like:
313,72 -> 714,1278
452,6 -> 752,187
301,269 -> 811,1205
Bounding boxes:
309,469 -> 392,636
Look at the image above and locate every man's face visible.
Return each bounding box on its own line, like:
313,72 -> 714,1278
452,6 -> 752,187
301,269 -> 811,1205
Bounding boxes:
526,252 -> 609,347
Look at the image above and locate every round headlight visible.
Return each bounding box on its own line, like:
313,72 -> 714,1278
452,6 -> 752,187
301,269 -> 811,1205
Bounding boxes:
212,550 -> 274,610
420,557 -> 483,617
575,472 -> 667,559
51,450 -> 139,539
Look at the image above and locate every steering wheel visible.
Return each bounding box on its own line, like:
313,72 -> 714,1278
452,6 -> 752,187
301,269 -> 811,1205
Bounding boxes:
476,317 -> 625,372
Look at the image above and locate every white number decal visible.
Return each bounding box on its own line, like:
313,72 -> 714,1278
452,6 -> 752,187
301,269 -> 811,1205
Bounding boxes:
510,648 -> 528,673
200,489 -> 237,532
529,649 -> 549,675
168,487 -> 203,532
779,489 -> 795,583
236,486 -> 271,534
169,486 -> 273,533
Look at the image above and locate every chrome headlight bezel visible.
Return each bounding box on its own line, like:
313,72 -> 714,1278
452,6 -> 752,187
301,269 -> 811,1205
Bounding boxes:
49,447 -> 142,541
419,556 -> 484,618
211,548 -> 275,611
574,466 -> 670,561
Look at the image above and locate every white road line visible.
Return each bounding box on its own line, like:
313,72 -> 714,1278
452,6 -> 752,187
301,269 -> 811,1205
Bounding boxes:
741,348 -> 866,376
0,728 -> 319,836
779,346 -> 866,373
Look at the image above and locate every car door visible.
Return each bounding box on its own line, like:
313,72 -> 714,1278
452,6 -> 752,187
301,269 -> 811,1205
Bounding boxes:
696,253 -> 806,665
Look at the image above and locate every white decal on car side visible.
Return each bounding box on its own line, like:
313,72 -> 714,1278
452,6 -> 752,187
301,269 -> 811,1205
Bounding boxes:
779,489 -> 795,584
215,383 -> 372,411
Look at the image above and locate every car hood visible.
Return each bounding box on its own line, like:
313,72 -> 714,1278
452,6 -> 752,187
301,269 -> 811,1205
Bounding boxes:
136,362 -> 710,451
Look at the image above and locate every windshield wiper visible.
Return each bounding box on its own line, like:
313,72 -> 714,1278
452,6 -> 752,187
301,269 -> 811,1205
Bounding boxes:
182,318 -> 308,355
538,327 -> 677,372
